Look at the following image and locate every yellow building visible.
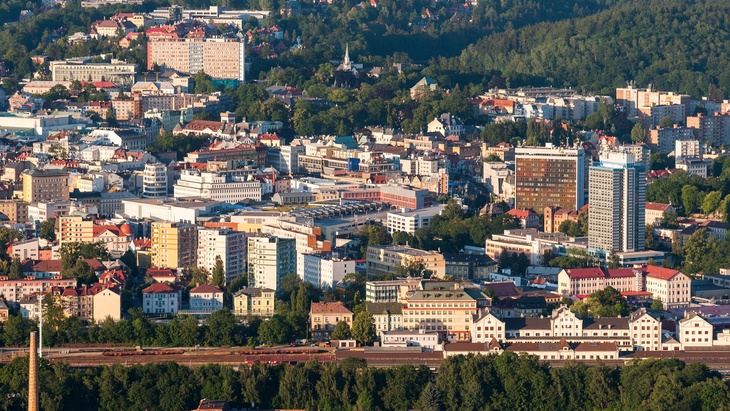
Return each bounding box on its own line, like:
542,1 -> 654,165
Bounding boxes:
22,169 -> 69,203
0,199 -> 28,224
310,302 -> 353,341
150,221 -> 197,269
365,245 -> 445,279
59,215 -> 94,245
232,287 -> 276,317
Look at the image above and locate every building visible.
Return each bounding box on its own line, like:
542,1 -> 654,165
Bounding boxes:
50,59 -> 136,84
381,329 -> 441,350
173,171 -> 262,202
247,236 -> 296,291
588,151 -> 646,253
637,104 -> 685,129
189,284 -> 224,312
142,163 -> 169,198
443,253 -> 498,280
506,208 -> 539,229
147,37 -> 245,81
197,228 -> 247,283
142,282 -> 180,315
544,206 -> 581,234
402,282 -> 490,342
386,205 -> 444,234
365,278 -> 422,303
122,197 -> 223,224
649,125 -> 696,154
644,265 -> 691,309
301,254 -> 355,289
629,308 -> 662,351
92,287 -> 122,323
427,113 -> 464,137
0,199 -> 29,223
514,145 -> 588,212
310,301 -> 353,341
367,302 -> 403,333
0,277 -> 76,303
675,139 -> 702,160
233,287 -> 275,317
150,222 -> 198,269
645,202 -> 675,226
675,158 -> 711,178
366,245 -> 445,279
22,169 -> 69,203
686,112 -> 730,146
678,312 -> 714,348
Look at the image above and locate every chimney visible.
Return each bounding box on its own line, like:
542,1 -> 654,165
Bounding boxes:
29,331 -> 39,411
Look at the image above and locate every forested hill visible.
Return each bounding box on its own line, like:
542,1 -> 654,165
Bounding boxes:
445,0 -> 730,97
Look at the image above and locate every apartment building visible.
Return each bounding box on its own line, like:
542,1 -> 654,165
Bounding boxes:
150,222 -> 198,269
301,254 -> 355,289
233,287 -> 275,317
386,205 -> 444,234
310,302 -> 353,341
0,277 -> 76,303
443,253 -> 498,280
261,220 -> 331,275
637,104 -> 686,129
645,202 -> 675,226
22,169 -> 69,203
0,199 -> 29,223
365,278 -> 423,303
644,265 -> 691,309
142,163 -> 169,198
173,170 -> 262,202
196,227 -> 246,283
402,282 -> 490,342
366,244 -> 445,279
686,112 -> 730,146
514,145 -> 588,212
648,125 -> 695,154
147,37 -> 245,81
247,236 -> 296,291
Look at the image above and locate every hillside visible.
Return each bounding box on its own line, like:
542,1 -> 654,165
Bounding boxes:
445,0 -> 730,97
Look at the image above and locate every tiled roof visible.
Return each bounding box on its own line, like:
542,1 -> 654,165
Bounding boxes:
142,283 -> 176,294
184,120 -> 224,132
310,301 -> 352,314
644,265 -> 681,281
645,202 -> 672,211
190,284 -> 222,294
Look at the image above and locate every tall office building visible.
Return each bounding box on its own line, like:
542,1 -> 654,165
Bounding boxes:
150,221 -> 198,269
247,236 -> 296,291
588,151 -> 646,253
514,145 -> 588,212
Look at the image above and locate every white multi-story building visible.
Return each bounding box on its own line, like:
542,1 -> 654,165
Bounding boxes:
300,254 -> 355,289
386,205 -> 444,234
644,265 -> 691,309
675,139 -> 702,160
267,145 -> 305,175
247,236 -> 296,291
142,163 -> 168,198
189,284 -> 224,312
142,283 -> 180,315
197,227 -> 247,283
649,125 -> 696,154
675,158 -> 711,178
173,170 -> 262,202
588,151 -> 645,253
50,59 -> 136,83
147,37 -> 245,82
122,198 -> 223,224
629,309 -> 662,351
678,312 -> 713,348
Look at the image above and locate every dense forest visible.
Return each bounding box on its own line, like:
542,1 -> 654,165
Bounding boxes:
3,353 -> 730,411
447,0 -> 730,97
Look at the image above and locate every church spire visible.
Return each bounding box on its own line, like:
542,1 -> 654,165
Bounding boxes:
344,43 -> 350,66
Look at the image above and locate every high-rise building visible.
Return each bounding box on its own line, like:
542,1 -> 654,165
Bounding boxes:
197,227 -> 247,283
147,37 -> 245,81
150,221 -> 198,269
588,151 -> 646,253
247,236 -> 296,291
22,169 -> 69,204
142,163 -> 168,198
514,145 -> 588,212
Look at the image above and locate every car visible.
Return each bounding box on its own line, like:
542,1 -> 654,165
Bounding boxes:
310,343 -> 317,347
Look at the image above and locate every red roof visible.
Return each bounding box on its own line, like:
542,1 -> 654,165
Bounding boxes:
564,267 -> 605,279
644,265 -> 681,281
258,133 -> 280,141
142,283 -> 176,294
645,202 -> 672,211
190,284 -> 222,294
310,302 -> 352,314
184,120 -> 224,132
506,208 -> 535,220
133,238 -> 151,248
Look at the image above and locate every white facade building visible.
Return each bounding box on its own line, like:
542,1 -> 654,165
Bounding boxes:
386,205 -> 444,234
189,284 -> 224,312
247,236 -> 296,291
300,254 -> 355,289
142,163 -> 168,198
173,170 -> 262,202
197,227 -> 247,283
142,283 -> 180,315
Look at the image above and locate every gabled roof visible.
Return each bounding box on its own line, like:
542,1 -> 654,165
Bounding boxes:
645,202 -> 672,211
311,301 -> 352,314
142,283 -> 176,294
643,265 -> 682,281
190,284 -> 222,294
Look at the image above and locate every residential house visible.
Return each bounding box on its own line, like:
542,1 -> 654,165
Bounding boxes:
189,284 -> 224,312
233,287 -> 275,317
310,302 -> 353,341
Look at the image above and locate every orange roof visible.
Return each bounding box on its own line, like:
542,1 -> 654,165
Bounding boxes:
142,283 -> 176,294
645,202 -> 671,211
564,267 -> 605,279
644,265 -> 681,281
310,301 -> 352,314
506,208 -> 535,220
190,284 -> 222,294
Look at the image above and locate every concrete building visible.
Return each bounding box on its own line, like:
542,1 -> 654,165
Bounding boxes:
189,284 -> 224,312
381,329 -> 441,350
365,278 -> 422,303
366,244 -> 445,279
310,301 -> 353,341
386,205 -> 444,234
142,163 -> 168,198
50,59 -> 136,84
122,198 -> 223,223
637,104 -> 685,129
173,170 -> 262,202
644,265 -> 691,309
0,277 -> 76,303
150,222 -> 198,269
649,125 -> 696,154
233,287 -> 275,317
686,112 -> 730,146
267,145 -> 305,175
147,37 -> 245,81
514,145 -> 588,212
22,169 -> 69,203
142,282 -> 180,315
0,199 -> 29,223
301,254 -> 355,289
674,139 -> 702,160
247,236 -> 296,291
196,227 -> 247,283
675,158 -> 711,178
588,151 -> 645,253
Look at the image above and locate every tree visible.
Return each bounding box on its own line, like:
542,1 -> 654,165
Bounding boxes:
211,256 -> 225,288
558,220 -> 582,237
194,70 -> 215,94
61,260 -> 97,285
661,211 -> 680,228
39,218 -> 56,242
330,320 -> 352,340
418,382 -> 443,411
351,311 -> 376,345
659,115 -> 674,128
681,185 -> 703,215
630,123 -> 645,143
702,191 -> 722,215
607,249 -> 620,269
571,286 -> 628,317
206,309 -> 239,346
258,314 -> 291,345
650,297 -> 665,311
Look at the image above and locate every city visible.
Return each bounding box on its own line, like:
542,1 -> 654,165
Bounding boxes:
1,0 -> 730,410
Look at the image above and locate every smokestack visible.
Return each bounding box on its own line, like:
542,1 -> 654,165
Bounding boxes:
28,331 -> 38,411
